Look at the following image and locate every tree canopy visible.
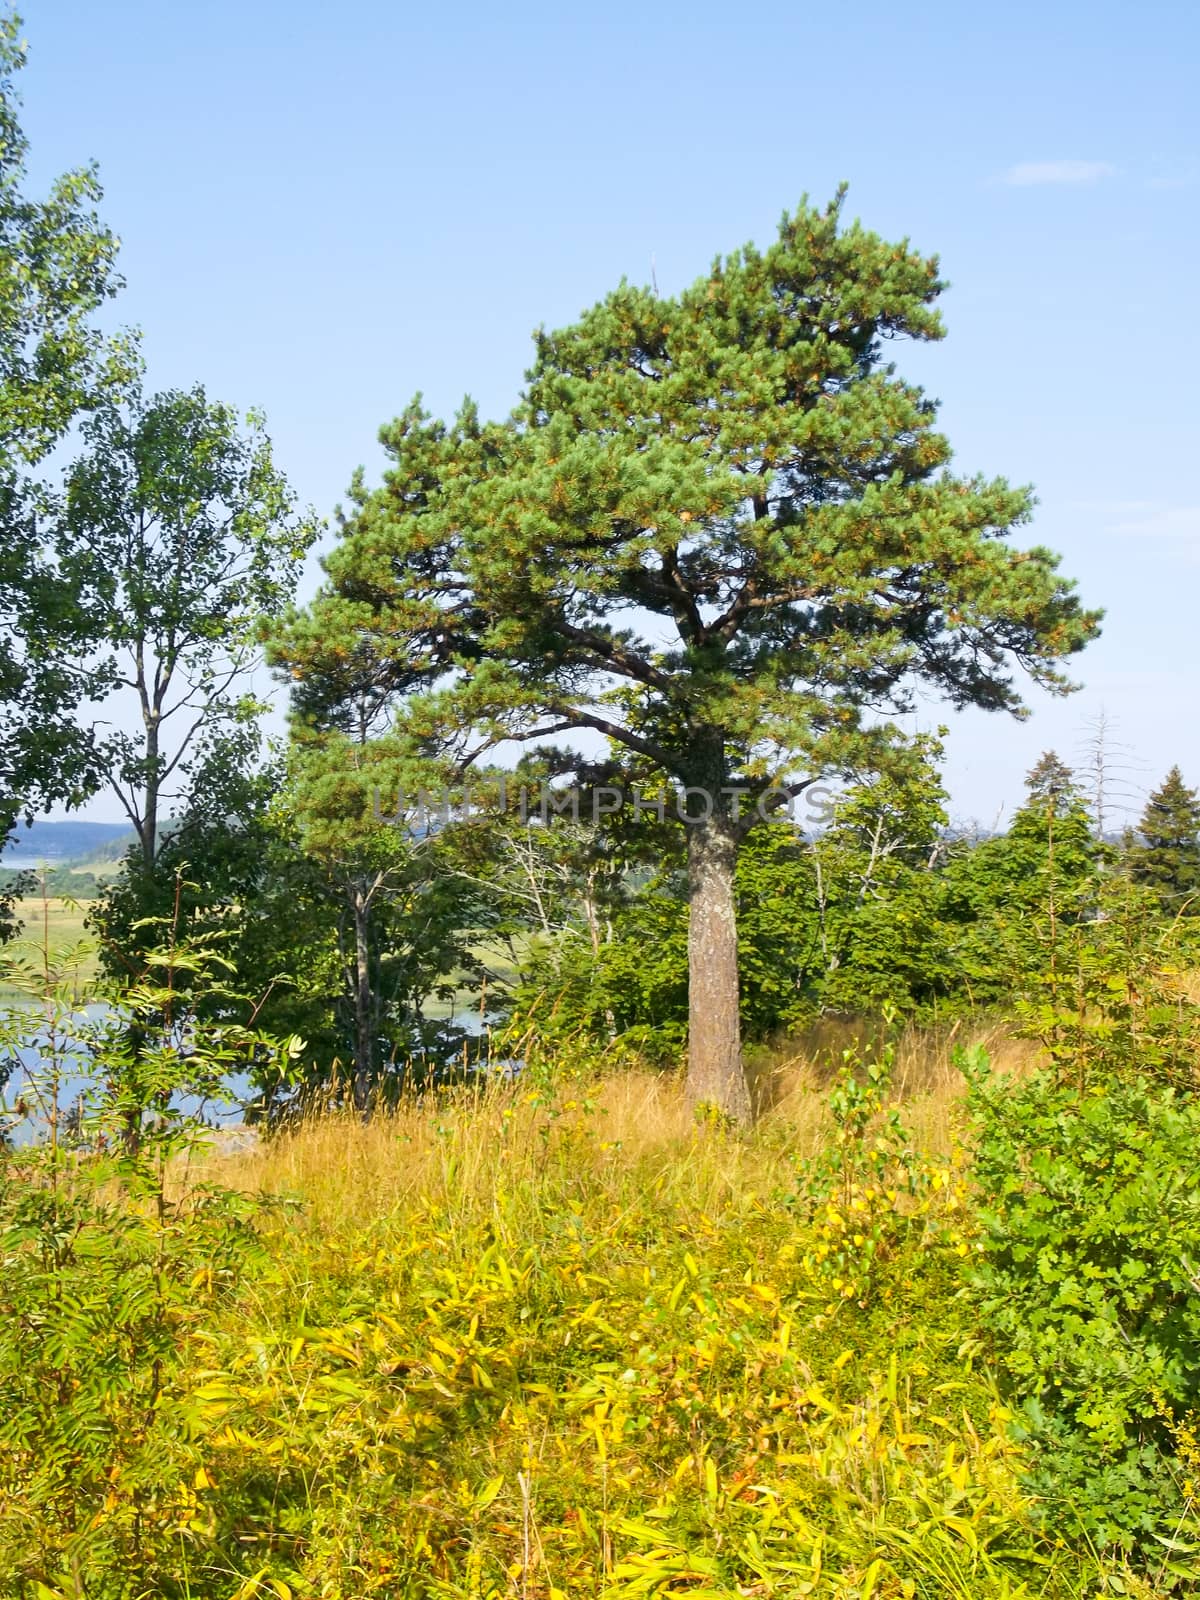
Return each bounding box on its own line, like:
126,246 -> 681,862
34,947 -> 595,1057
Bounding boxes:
56,386 -> 318,869
0,16 -> 137,831
276,192 -> 1102,1115
1132,765 -> 1200,910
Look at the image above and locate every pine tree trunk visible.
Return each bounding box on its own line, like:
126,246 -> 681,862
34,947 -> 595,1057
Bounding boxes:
685,813 -> 751,1122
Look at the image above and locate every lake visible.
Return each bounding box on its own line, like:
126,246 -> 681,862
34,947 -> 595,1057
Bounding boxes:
1,1003 -> 252,1146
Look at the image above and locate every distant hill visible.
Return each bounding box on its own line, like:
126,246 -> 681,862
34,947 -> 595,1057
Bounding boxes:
2,821 -> 134,867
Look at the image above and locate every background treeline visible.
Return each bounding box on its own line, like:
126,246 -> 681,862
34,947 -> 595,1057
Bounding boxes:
508,746 -> 1200,1054
34,735 -> 1195,1117
0,0 -> 1193,1112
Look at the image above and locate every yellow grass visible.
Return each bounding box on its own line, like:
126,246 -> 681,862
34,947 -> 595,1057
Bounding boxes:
195,1019 -> 1036,1225
164,1047 -> 1140,1599
5,1032 -> 1159,1598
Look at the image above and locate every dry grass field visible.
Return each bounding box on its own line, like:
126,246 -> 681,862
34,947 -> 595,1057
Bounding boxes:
0,1006 -> 1181,1597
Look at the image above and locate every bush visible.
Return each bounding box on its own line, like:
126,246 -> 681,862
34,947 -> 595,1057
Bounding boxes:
966,1050 -> 1200,1565
0,923 -> 292,1596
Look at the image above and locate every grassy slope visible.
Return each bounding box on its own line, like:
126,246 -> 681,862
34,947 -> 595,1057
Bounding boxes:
3,1029 -> 1183,1596
139,1047 -> 1143,1600
2,851 -> 127,997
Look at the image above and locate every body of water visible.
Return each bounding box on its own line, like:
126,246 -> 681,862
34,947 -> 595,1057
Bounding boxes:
1,1003 -> 252,1146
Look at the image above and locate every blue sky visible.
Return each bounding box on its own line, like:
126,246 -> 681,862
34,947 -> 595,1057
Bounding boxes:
18,0 -> 1200,827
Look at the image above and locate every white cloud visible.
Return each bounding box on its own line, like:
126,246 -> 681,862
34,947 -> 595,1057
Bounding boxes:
1109,504 -> 1200,540
999,160 -> 1117,186
1107,508 -> 1200,566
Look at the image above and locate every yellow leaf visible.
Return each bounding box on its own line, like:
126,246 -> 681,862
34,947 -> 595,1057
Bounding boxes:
318,1340 -> 361,1364
941,1514 -> 979,1549
230,1570 -> 269,1600
474,1473 -> 504,1511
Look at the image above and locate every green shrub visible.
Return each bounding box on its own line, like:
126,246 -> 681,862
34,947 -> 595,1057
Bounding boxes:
0,918 -> 291,1597
965,1051 -> 1200,1566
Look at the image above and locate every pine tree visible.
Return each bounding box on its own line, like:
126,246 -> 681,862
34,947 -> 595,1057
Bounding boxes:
1007,752 -> 1098,879
271,193 -> 1100,1118
1024,750 -> 1078,810
1132,766 -> 1200,909
940,752 -> 1099,1000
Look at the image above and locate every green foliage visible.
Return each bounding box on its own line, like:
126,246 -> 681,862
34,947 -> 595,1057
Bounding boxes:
0,862 -> 101,899
964,892 -> 1200,1565
508,821 -> 820,1058
0,927 -> 291,1596
1132,766 -> 1200,912
510,741 -> 1099,1054
514,870 -> 690,1061
278,195 -> 1097,771
54,385 -> 317,869
931,752 -> 1100,1008
1017,871 -> 1200,1096
277,727 -> 496,1107
0,860 -> 32,948
790,1022 -> 972,1316
271,191 -> 1099,1112
0,15 -> 138,830
966,1057 -> 1200,1563
0,1117 -> 266,1595
88,744 -> 488,1116
808,737 -> 958,1015
729,820 -> 822,1032
89,747 -> 343,1062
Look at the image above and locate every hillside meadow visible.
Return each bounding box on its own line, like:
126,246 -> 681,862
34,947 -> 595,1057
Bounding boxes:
6,1023 -> 1193,1600
0,897 -> 99,1000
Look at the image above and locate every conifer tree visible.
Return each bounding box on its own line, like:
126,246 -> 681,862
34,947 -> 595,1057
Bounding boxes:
1024,750 -> 1078,810
943,752 -> 1099,998
1006,752 -> 1098,883
271,193 -> 1100,1118
1132,766 -> 1200,909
